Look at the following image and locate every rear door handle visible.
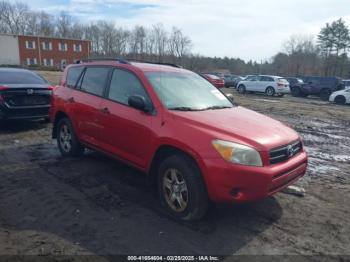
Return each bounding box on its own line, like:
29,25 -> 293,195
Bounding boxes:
68,97 -> 75,103
100,107 -> 110,114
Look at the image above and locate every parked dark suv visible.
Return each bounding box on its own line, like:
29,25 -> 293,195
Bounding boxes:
290,76 -> 344,100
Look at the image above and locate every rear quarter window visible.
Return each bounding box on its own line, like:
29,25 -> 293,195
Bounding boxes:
66,66 -> 84,88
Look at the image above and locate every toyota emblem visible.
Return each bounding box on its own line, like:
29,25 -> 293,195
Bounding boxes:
287,145 -> 295,157
27,89 -> 34,95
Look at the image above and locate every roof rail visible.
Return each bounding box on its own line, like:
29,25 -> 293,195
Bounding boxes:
77,57 -> 130,64
128,59 -> 182,68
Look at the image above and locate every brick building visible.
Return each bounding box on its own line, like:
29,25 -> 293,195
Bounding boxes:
0,34 -> 91,68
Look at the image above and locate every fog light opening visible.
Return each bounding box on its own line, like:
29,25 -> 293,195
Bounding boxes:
230,188 -> 241,198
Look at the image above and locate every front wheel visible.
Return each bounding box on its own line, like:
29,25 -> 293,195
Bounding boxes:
334,95 -> 346,105
57,118 -> 84,157
157,154 -> 208,221
265,86 -> 275,96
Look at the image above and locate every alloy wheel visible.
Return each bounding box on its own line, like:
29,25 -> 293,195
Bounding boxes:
162,168 -> 189,212
59,124 -> 72,153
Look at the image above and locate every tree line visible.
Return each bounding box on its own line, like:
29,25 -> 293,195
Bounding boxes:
1,0 -> 350,78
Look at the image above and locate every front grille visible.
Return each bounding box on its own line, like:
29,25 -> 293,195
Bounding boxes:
269,140 -> 302,165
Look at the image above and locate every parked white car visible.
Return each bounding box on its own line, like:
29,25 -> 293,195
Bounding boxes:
237,75 -> 290,96
329,89 -> 350,105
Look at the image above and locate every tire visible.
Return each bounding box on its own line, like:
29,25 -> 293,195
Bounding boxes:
291,87 -> 301,97
157,154 -> 208,221
56,117 -> 84,157
320,89 -> 331,101
265,86 -> 275,96
334,95 -> 346,105
237,85 -> 246,94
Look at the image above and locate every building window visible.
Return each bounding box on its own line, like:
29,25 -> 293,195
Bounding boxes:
26,58 -> 38,65
73,44 -> 82,52
42,42 -> 52,50
43,58 -> 54,66
25,40 -> 36,49
58,42 -> 68,51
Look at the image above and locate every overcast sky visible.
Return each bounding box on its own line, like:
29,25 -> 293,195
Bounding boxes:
11,0 -> 350,61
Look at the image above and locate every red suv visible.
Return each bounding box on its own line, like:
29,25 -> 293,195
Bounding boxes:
50,59 -> 308,220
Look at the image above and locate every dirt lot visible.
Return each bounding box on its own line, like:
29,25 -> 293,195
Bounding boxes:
0,71 -> 349,260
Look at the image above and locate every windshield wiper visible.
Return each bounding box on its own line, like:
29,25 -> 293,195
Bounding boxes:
168,106 -> 203,111
201,106 -> 232,110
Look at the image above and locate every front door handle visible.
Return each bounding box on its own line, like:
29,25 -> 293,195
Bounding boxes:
100,107 -> 110,114
68,97 -> 75,103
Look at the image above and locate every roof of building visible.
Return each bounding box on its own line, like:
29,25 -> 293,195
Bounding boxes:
0,33 -> 91,42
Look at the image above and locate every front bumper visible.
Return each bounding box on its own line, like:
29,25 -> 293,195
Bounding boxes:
201,151 -> 308,203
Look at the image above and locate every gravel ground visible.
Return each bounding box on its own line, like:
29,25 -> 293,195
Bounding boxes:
0,72 -> 349,261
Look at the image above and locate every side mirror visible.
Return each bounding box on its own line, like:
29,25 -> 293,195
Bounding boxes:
226,93 -> 235,103
128,95 -> 150,112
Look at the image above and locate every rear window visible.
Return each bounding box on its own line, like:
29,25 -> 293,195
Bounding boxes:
66,66 -> 84,88
0,70 -> 47,85
278,78 -> 289,84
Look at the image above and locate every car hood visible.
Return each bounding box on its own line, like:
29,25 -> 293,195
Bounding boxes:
170,106 -> 299,150
331,90 -> 347,95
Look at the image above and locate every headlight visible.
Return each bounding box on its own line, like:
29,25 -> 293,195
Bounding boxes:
212,139 -> 263,167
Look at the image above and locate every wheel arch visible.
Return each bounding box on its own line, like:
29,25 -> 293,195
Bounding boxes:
147,144 -> 205,186
52,111 -> 69,138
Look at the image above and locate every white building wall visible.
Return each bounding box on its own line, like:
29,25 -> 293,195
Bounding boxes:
0,34 -> 20,65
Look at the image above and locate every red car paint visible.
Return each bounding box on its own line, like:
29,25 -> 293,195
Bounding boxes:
202,74 -> 225,88
50,61 -> 307,204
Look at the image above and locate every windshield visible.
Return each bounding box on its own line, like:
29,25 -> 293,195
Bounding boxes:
146,72 -> 233,111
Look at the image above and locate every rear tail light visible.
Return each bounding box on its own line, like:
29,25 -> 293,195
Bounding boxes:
47,86 -> 55,90
277,83 -> 284,87
0,86 -> 7,103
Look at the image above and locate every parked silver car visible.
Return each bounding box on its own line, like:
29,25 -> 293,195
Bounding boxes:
237,75 -> 290,97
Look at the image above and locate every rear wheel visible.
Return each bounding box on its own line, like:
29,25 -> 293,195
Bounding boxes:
334,95 -> 346,105
57,118 -> 84,157
320,89 -> 331,101
157,154 -> 208,221
238,85 -> 246,94
265,86 -> 275,96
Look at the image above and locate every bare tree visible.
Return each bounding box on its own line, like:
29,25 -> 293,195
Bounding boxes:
39,11 -> 55,36
169,27 -> 192,62
0,1 -> 29,34
152,23 -> 168,62
56,11 -> 72,38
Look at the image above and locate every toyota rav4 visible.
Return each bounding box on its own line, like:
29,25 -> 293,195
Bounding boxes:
50,59 -> 308,220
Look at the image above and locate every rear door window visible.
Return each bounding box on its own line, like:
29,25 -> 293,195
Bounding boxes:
108,69 -> 149,105
66,66 -> 84,88
80,67 -> 110,96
